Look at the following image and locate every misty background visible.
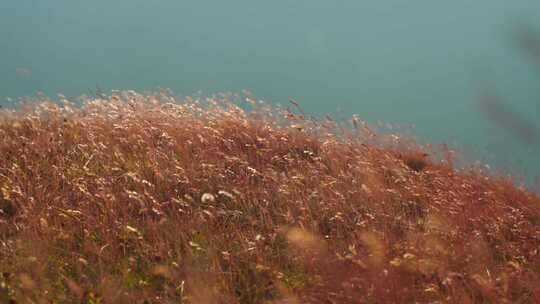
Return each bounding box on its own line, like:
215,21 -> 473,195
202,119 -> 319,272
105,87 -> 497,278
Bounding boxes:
1,1 -> 539,188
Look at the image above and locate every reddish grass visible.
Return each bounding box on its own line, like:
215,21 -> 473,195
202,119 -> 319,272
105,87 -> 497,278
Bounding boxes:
0,91 -> 539,303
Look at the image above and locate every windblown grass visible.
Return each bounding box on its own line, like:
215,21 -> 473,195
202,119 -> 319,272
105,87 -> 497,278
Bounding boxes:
0,91 -> 539,303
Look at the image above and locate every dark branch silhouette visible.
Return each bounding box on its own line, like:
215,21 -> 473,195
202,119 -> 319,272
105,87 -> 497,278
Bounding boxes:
478,91 -> 540,152
515,25 -> 540,70
478,25 -> 540,153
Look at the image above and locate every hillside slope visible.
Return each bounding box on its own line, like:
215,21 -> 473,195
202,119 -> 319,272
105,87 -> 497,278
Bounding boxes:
1,91 -> 539,303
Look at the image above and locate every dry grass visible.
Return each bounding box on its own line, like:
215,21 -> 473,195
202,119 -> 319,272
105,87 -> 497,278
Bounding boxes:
0,90 -> 539,303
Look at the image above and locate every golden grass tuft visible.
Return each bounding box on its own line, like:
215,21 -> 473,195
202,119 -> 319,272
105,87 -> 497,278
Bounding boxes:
0,90 -> 539,303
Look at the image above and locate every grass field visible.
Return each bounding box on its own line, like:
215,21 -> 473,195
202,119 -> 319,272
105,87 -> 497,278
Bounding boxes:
0,91 -> 539,303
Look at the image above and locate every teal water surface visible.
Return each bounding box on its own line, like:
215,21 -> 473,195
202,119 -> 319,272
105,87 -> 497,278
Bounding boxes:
1,1 -> 539,188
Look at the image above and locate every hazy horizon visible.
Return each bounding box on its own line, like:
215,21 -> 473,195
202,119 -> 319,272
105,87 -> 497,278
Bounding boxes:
1,1 -> 539,188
